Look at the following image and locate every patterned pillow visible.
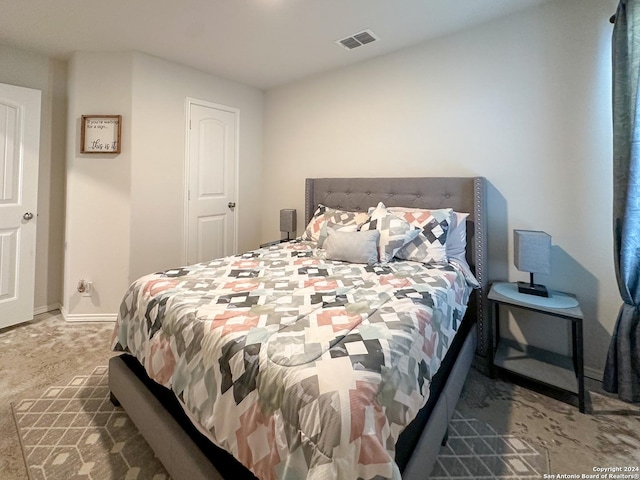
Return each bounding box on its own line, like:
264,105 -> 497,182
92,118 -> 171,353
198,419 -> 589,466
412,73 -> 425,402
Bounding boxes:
325,229 -> 380,265
318,221 -> 360,248
302,205 -> 368,247
359,202 -> 420,263
391,207 -> 453,263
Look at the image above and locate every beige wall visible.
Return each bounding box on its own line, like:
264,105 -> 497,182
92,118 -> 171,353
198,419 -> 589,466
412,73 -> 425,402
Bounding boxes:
0,45 -> 66,314
263,0 -> 617,376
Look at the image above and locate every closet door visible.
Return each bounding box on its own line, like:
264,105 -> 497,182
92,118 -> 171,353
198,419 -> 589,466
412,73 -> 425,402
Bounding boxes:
185,100 -> 238,264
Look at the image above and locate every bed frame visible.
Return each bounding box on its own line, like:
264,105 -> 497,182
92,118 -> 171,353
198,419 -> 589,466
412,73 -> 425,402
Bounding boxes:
109,176 -> 488,480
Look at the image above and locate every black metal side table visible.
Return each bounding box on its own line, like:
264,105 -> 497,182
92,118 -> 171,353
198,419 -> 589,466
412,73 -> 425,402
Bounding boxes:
488,282 -> 586,413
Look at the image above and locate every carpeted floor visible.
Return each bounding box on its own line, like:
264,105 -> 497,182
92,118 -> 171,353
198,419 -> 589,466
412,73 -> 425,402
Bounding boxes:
12,365 -> 550,480
2,311 -> 639,479
0,312 -> 116,480
457,369 -> 640,475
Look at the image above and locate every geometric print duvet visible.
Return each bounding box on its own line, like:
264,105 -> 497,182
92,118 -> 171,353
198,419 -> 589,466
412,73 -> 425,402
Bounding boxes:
111,240 -> 472,480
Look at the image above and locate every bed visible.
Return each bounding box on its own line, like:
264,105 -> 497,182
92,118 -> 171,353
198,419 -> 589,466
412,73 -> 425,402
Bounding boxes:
108,176 -> 489,480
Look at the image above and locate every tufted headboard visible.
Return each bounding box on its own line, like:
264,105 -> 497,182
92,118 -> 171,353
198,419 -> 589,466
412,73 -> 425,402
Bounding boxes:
304,177 -> 490,365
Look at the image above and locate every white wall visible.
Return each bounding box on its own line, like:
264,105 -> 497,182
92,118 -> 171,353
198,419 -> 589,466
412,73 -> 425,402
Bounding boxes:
263,0 -> 617,376
63,51 -> 264,319
129,53 -> 264,281
63,52 -> 133,320
3,1 -> 616,376
0,45 -> 66,314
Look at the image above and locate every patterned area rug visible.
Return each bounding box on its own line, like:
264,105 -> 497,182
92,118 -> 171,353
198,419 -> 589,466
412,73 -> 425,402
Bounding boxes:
12,366 -> 549,480
11,366 -> 168,480
431,411 -> 549,479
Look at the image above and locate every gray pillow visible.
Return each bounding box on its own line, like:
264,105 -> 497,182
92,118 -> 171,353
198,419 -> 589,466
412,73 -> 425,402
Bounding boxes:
324,229 -> 380,265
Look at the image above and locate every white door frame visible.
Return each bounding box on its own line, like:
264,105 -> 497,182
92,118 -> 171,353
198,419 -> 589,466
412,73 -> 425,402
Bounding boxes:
183,97 -> 240,264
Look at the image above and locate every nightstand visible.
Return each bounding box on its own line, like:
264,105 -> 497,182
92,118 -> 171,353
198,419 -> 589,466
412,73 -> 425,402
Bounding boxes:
488,282 -> 586,413
259,239 -> 288,248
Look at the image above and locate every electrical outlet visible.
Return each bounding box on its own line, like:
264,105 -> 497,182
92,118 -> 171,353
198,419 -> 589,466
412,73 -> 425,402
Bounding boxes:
81,281 -> 93,297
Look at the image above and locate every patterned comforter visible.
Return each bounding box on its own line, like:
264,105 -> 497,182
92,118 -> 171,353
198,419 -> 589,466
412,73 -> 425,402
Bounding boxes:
111,240 -> 472,480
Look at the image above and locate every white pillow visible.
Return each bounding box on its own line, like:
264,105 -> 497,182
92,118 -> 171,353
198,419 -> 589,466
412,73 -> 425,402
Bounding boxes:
447,212 -> 469,263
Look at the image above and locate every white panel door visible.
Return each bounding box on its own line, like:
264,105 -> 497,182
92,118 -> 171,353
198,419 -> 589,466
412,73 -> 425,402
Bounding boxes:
0,83 -> 41,328
186,101 -> 237,264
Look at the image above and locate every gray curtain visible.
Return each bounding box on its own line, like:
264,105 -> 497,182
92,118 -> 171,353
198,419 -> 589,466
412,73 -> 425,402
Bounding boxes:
603,0 -> 640,403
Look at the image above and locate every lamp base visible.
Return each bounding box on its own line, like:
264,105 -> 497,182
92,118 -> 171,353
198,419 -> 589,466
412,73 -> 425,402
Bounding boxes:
517,281 -> 549,297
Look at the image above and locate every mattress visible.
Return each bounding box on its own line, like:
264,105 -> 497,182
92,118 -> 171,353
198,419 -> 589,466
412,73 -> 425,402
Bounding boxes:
112,239 -> 473,480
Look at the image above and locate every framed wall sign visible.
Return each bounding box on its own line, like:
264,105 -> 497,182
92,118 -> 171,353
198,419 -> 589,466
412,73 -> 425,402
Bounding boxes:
81,115 -> 122,154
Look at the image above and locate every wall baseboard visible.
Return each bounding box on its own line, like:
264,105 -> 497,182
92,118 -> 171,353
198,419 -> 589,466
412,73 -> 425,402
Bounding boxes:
61,305 -> 117,322
584,366 -> 604,383
33,304 -> 61,316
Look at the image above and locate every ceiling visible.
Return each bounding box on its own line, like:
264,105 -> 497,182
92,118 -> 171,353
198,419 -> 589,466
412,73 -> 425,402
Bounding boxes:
0,0 -> 552,90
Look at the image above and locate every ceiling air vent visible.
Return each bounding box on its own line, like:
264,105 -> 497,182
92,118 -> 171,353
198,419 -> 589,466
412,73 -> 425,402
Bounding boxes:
336,29 -> 378,50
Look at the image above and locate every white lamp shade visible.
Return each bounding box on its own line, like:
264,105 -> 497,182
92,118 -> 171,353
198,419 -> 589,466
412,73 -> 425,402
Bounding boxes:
514,230 -> 551,274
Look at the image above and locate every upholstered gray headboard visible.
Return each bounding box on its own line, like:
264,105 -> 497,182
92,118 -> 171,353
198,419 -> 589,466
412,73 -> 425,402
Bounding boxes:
304,177 -> 490,366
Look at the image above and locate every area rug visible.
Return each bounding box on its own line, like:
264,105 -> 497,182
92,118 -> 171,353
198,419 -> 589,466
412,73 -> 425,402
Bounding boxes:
12,366 -> 549,480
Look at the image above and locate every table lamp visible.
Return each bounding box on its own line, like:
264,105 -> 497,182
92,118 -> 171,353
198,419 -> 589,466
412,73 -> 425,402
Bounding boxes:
280,209 -> 296,240
514,229 -> 551,297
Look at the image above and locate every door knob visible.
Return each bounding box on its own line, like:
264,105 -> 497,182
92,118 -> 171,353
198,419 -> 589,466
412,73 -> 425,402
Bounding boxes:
228,202 -> 236,209
23,212 -> 34,221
